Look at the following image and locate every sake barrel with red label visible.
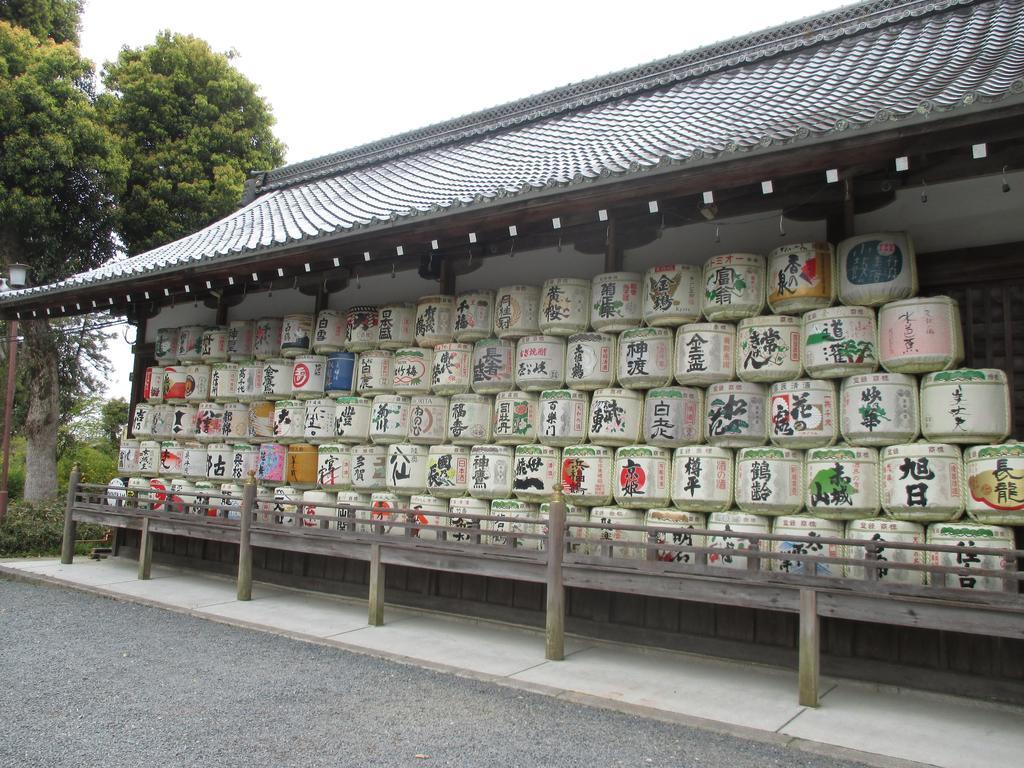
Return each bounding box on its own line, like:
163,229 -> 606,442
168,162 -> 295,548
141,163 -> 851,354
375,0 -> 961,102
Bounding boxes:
281,314 -> 313,358
131,402 -> 154,438
512,445 -> 560,501
260,358 -> 294,401
350,444 -> 386,491
253,317 -> 283,360
210,363 -> 239,403
642,264 -> 702,327
333,396 -> 371,443
168,404 -> 197,440
272,400 -> 307,443
468,445 -> 513,500
227,443 -> 258,483
408,395 -> 448,445
325,352 -> 356,397
701,253 -> 766,322
647,508 -> 707,564
392,348 -> 431,394
301,490 -> 339,528
386,443 -> 428,495
537,389 -> 587,447
195,403 -> 225,442
376,302 -> 417,350
564,332 -> 616,390
162,366 -> 189,403
184,365 -> 211,403
235,360 -> 262,401
672,446 -> 733,513
150,405 -> 173,439
588,506 -> 646,559
838,231 -> 918,307
426,445 -> 470,498
768,379 -> 838,449
257,443 -> 287,485
368,394 -> 411,444
674,323 -> 735,386
118,439 -> 140,474
927,522 -> 1016,592
247,401 -> 276,443
448,496 -> 488,540
344,305 -> 379,352
881,443 -> 964,522
312,310 -> 346,354
707,511 -> 770,570
644,387 -> 703,448
447,394 -> 492,445
539,278 -> 590,336
804,445 -> 879,520
845,518 -> 925,583
487,499 -> 540,549
705,382 -> 767,448
736,315 -> 801,383
734,447 -> 803,516
137,441 -> 160,476
965,443 -> 1024,525
493,285 -> 541,340
766,242 -> 835,315
802,305 -> 878,378
316,444 -> 352,490
365,492 -> 405,535
200,327 -> 229,363
431,343 -> 473,395
228,320 -> 254,361
154,327 -> 178,364
355,350 -> 394,395
167,478 -> 196,515
301,398 -> 335,443
408,494 -> 448,539
590,272 -> 642,332
471,338 -> 515,394
493,391 -> 538,445
561,444 -> 613,506
414,294 -> 455,348
290,355 -> 327,399
176,325 -> 206,363
159,441 -> 183,477
453,290 -> 495,343
878,295 -> 963,374
617,327 -> 672,389
224,401 -> 251,440
613,446 -> 671,509
206,442 -> 232,481
144,367 -> 165,403
285,443 -> 318,488
515,335 -> 566,391
839,372 -> 919,446
921,369 -> 1010,444
771,516 -> 844,576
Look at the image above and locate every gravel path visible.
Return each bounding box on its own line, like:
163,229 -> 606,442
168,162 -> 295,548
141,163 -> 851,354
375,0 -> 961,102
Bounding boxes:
0,577 -> 869,768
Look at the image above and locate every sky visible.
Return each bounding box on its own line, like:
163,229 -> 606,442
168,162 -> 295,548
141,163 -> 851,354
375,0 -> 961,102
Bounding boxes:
79,0 -> 847,399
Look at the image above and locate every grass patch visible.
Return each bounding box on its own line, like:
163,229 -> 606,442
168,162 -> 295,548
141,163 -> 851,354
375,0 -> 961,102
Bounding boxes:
0,500 -> 108,557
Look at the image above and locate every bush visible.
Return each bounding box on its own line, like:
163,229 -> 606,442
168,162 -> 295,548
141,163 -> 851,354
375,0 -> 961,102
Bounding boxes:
0,500 -> 108,557
58,442 -> 118,494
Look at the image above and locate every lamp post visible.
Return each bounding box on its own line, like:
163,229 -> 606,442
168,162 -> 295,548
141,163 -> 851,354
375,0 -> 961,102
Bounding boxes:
0,263 -> 30,523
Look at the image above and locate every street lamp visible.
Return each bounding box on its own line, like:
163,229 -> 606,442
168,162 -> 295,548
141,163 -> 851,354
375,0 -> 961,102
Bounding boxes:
0,263 -> 29,522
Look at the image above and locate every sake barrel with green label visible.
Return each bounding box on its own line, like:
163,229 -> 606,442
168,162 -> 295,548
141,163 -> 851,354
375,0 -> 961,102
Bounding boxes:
802,305 -> 878,378
768,379 -> 838,449
734,447 -> 804,516
736,315 -> 802,383
642,264 -> 702,327
486,499 -> 540,548
493,391 -> 538,445
839,372 -> 919,446
964,443 -> 1024,525
838,231 -> 918,307
701,253 -> 766,322
926,522 -> 1015,592
643,387 -> 703,448
671,446 -> 734,513
921,369 -> 1010,445
674,322 -> 735,386
771,515 -> 844,577
881,442 -> 964,522
705,382 -> 767,448
805,445 -> 879,520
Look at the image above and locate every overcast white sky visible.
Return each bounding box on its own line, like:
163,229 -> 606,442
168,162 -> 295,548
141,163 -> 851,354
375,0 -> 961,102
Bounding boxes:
81,0 -> 846,398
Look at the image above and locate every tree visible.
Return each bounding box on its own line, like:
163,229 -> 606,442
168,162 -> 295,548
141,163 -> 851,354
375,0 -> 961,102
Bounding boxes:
0,0 -> 80,45
99,31 -> 285,256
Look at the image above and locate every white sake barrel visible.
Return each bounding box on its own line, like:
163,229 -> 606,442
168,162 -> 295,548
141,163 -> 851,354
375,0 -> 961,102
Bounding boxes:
539,278 -> 590,335
453,290 -> 495,343
195,403 -> 224,442
838,231 -> 917,307
701,253 -> 765,322
648,509 -> 706,564
324,352 -> 356,396
350,444 -> 387,491
487,499 -> 540,549
734,447 -> 804,516
802,306 -> 878,378
150,405 -> 174,439
355,350 -> 394,395
561,445 -> 613,506
301,397 -> 335,443
191,480 -> 219,516
334,490 -> 370,532
247,401 -> 276,443
588,506 -> 645,559
227,320 -> 254,361
927,522 -> 1015,592
840,373 -> 919,446
168,403 -> 197,440
228,443 -> 258,483
118,439 -> 140,474
448,496 -> 488,541
366,492 -> 404,535
672,446 -> 734,513
219,483 -> 246,520
512,445 -> 560,501
210,362 -> 239,403
255,485 -> 277,520
588,388 -> 642,447
493,391 -> 538,445
301,490 -> 339,529
317,444 -> 352,490
313,309 -> 346,354
768,379 -> 838,449
493,285 -> 541,340
921,369 -> 1010,444
881,443 -> 964,522
131,403 -> 154,438
705,382 -> 767,448
376,302 -> 416,350
290,355 -> 327,399
468,445 -> 513,500
643,263 -> 702,327
674,323 -> 735,386
253,317 -> 283,360
736,315 -> 801,383
537,389 -> 587,447
271,486 -> 300,525
159,441 -> 183,477
547,503 -> 590,553
590,272 -> 642,332
414,294 -> 455,348
234,360 -> 262,402
162,365 -> 189,403
878,295 -> 963,373
137,441 -> 160,476
426,445 -> 470,498
368,394 -> 411,444
344,305 -> 379,353
168,478 -> 196,515
447,394 -> 492,445
281,313 -> 313,358
127,476 -> 153,508
845,518 -> 925,583
766,242 -> 836,315
805,445 -> 879,520
286,443 -> 319,489
643,387 -> 703,447
176,325 -> 206,363
260,358 -> 293,401
272,400 -> 306,443
391,347 -> 431,394
144,366 -> 165,403
613,446 -> 671,509
408,395 -> 448,445
184,365 -> 211,403
430,343 -> 473,395
154,327 -> 178,364
386,443 -> 428,495
515,335 -> 566,391
206,442 -> 232,481
333,396 -> 372,443
200,327 -> 229,363
257,443 -> 287,486
965,443 -> 1024,525
772,516 -> 844,576
471,338 -> 515,394
707,511 -> 770,570
409,494 -> 448,539
565,332 -> 616,390
617,327 -> 673,389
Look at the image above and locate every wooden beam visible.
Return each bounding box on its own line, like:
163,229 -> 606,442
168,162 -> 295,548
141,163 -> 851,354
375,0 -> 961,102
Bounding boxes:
368,542 -> 385,626
60,464 -> 80,565
236,474 -> 256,601
798,588 -> 820,708
137,516 -> 154,580
545,490 -> 567,661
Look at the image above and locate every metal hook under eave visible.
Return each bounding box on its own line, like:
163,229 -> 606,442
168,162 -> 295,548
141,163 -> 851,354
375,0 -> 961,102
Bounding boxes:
556,236 -> 562,253
509,239 -> 516,259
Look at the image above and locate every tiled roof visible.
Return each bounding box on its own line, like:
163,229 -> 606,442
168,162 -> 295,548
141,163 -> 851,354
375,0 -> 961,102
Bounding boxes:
5,0 -> 1024,306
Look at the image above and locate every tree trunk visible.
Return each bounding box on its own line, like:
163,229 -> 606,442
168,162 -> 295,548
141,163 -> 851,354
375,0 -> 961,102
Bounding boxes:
22,318 -> 60,501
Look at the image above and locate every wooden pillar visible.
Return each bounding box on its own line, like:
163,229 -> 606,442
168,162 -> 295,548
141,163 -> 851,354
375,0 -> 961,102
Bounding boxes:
236,471 -> 256,601
313,282 -> 330,318
798,588 -> 820,707
214,293 -> 229,326
137,516 -> 154,580
368,543 -> 385,626
604,218 -> 622,272
545,484 -> 567,661
60,463 -> 81,565
826,177 -> 856,243
127,315 -> 150,436
439,255 -> 455,295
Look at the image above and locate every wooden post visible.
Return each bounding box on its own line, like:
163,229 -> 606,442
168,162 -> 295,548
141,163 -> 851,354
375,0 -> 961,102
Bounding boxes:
798,588 -> 820,707
368,542 -> 385,626
137,516 -> 154,580
604,217 -> 621,272
746,539 -> 761,573
1003,555 -> 1019,594
545,484 -> 567,661
237,471 -> 256,601
60,463 -> 81,564
865,541 -> 880,582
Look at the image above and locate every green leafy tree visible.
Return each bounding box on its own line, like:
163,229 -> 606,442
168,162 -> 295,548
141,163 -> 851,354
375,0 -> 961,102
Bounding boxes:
0,0 -> 80,45
99,31 -> 285,256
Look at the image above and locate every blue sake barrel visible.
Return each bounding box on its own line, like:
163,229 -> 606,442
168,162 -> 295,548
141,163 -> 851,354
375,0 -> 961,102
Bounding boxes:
325,352 -> 356,396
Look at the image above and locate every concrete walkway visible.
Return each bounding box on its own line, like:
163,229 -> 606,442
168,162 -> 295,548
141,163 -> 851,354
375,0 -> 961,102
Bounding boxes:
3,556 -> 1022,768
